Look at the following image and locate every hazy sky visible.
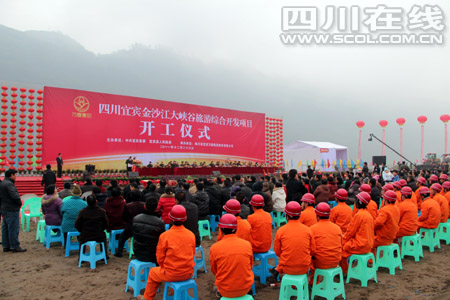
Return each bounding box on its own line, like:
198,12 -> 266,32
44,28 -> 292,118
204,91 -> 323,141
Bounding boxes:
1,0 -> 449,164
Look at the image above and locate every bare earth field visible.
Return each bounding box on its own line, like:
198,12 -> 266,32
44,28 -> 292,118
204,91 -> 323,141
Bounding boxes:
2,221 -> 450,300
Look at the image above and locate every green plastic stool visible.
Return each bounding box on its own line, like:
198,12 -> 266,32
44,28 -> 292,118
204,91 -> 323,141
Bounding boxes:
375,244 -> 403,275
400,234 -> 423,262
198,220 -> 211,240
311,267 -> 346,300
279,274 -> 309,300
129,237 -> 134,259
273,211 -> 287,227
36,220 -> 46,243
221,295 -> 254,300
346,253 -> 377,287
438,222 -> 450,245
419,227 -> 440,252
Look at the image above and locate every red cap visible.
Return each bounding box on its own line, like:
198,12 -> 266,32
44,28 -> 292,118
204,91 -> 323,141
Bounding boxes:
430,174 -> 438,182
249,194 -> 265,207
218,214 -> 237,229
443,181 -> 450,190
384,190 -> 397,202
419,186 -> 430,195
335,189 -> 348,200
440,174 -> 448,181
417,177 -> 427,185
399,179 -> 407,187
284,201 -> 301,217
359,184 -> 371,193
315,202 -> 331,217
301,193 -> 315,204
400,186 -> 413,196
169,205 -> 187,222
356,192 -> 371,205
392,181 -> 402,189
223,199 -> 241,214
431,183 -> 442,192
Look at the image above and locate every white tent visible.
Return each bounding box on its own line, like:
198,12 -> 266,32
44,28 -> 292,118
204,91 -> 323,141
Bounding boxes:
284,141 -> 348,171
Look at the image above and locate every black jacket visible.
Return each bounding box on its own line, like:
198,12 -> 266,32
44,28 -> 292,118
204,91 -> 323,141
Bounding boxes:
75,205 -> 108,244
192,190 -> 209,219
220,187 -> 232,208
370,186 -> 381,205
180,201 -> 201,247
285,178 -> 308,203
205,185 -> 221,215
41,170 -> 56,188
0,178 -> 21,211
94,192 -> 108,208
132,211 -> 165,263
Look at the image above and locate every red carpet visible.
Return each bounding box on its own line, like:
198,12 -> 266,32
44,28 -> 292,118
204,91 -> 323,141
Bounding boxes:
0,176 -> 70,196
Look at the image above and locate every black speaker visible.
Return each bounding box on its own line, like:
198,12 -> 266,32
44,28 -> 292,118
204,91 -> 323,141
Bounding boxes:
372,156 -> 386,165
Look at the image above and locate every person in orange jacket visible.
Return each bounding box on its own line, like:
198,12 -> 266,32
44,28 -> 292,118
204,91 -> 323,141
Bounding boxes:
443,181 -> 450,204
429,174 -> 439,186
210,214 -> 254,298
352,184 -> 377,219
396,186 -> 418,239
217,200 -> 252,243
418,187 -> 441,229
374,190 -> 400,249
247,194 -> 272,253
340,192 -> 374,275
430,183 -> 449,223
379,183 -> 394,209
138,205 -> 195,300
439,174 -> 448,186
392,181 -> 403,206
330,189 -> 353,234
299,193 -> 317,227
415,177 -> 428,211
310,202 -> 342,284
273,201 -> 315,276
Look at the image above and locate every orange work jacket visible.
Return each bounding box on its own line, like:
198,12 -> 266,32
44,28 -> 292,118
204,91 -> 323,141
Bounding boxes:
247,208 -> 273,253
342,209 -> 374,257
432,193 -> 449,223
353,200 -> 378,220
418,197 -> 441,229
299,206 -> 317,227
310,219 -> 342,269
330,202 -> 353,234
396,198 -> 418,238
217,216 -> 252,244
374,204 -> 400,246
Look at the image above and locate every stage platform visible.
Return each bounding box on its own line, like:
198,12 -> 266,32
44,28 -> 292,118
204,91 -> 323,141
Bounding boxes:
0,176 -> 70,196
136,167 -> 278,177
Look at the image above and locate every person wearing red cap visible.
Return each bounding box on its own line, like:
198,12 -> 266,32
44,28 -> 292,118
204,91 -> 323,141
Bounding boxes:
340,192 -> 374,275
396,187 -> 418,239
310,203 -> 342,284
429,174 -> 439,186
430,184 -> 449,223
418,187 -> 441,229
439,174 -> 448,185
210,214 -> 254,298
330,189 -> 353,234
352,184 -> 377,219
379,184 -> 394,209
392,181 -> 403,206
273,201 -> 315,276
415,177 -> 427,211
217,200 -> 252,243
247,195 -> 272,253
299,193 -> 317,227
138,205 -> 196,300
443,181 -> 450,204
373,190 -> 400,249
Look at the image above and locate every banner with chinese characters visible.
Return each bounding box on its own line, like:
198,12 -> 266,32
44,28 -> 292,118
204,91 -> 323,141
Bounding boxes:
43,87 -> 266,170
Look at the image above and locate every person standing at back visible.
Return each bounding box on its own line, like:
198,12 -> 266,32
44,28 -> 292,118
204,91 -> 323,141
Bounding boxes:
41,164 -> 56,193
247,195 -> 272,253
285,169 -> 308,203
56,153 -> 63,178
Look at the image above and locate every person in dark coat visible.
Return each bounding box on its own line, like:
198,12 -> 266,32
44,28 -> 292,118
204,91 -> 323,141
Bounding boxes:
182,183 -> 193,202
191,182 -> 209,220
285,169 -> 308,203
205,180 -> 221,215
56,153 -> 63,178
58,182 -> 73,199
314,179 -> 331,205
236,191 -> 250,219
75,195 -> 108,257
41,164 -> 56,192
132,196 -> 165,263
104,187 -> 126,231
143,183 -> 161,201
81,179 -> 94,194
220,179 -> 232,209
115,190 -> 145,257
156,179 -> 167,195
327,176 -> 338,201
369,178 -> 381,206
92,186 -> 107,208
176,191 -> 201,247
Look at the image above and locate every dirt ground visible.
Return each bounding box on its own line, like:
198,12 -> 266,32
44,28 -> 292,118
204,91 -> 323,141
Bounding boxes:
2,221 -> 450,300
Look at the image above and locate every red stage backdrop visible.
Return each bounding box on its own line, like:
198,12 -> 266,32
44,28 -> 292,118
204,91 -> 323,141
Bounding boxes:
43,87 -> 266,170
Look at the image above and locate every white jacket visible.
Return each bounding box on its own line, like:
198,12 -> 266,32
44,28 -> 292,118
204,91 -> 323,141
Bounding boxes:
272,187 -> 286,212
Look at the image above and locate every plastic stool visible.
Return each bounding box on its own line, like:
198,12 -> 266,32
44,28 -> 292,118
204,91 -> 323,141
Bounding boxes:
163,279 -> 199,300
279,274 -> 309,300
44,225 -> 65,249
129,237 -> 134,259
125,259 -> 156,297
346,253 -> 377,287
328,201 -> 338,209
438,222 -> 450,245
253,250 -> 278,284
376,244 -> 403,275
36,220 -> 46,243
311,267 -> 346,300
221,295 -> 254,300
198,220 -> 211,240
401,234 -> 423,262
270,212 -> 276,228
209,215 -> 220,232
78,241 -> 108,269
193,246 -> 207,278
251,281 -> 256,296
65,231 -> 80,257
165,224 -> 171,231
272,211 -> 287,227
419,227 -> 440,252
108,229 -> 129,255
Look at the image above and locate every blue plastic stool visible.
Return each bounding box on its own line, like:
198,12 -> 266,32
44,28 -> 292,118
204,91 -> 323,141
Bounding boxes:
253,250 -> 278,284
279,274 -> 309,300
163,279 -> 199,300
438,222 -> 450,245
346,253 -> 377,287
311,267 -> 346,300
44,225 -> 65,249
65,231 -> 80,257
419,227 -> 441,252
78,241 -> 108,269
193,246 -> 207,278
165,224 -> 171,231
400,234 -> 423,262
209,215 -> 220,232
36,220 -> 46,243
251,281 -> 256,296
376,243 -> 403,275
108,229 -> 129,255
270,212 -> 276,228
125,259 -> 156,297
